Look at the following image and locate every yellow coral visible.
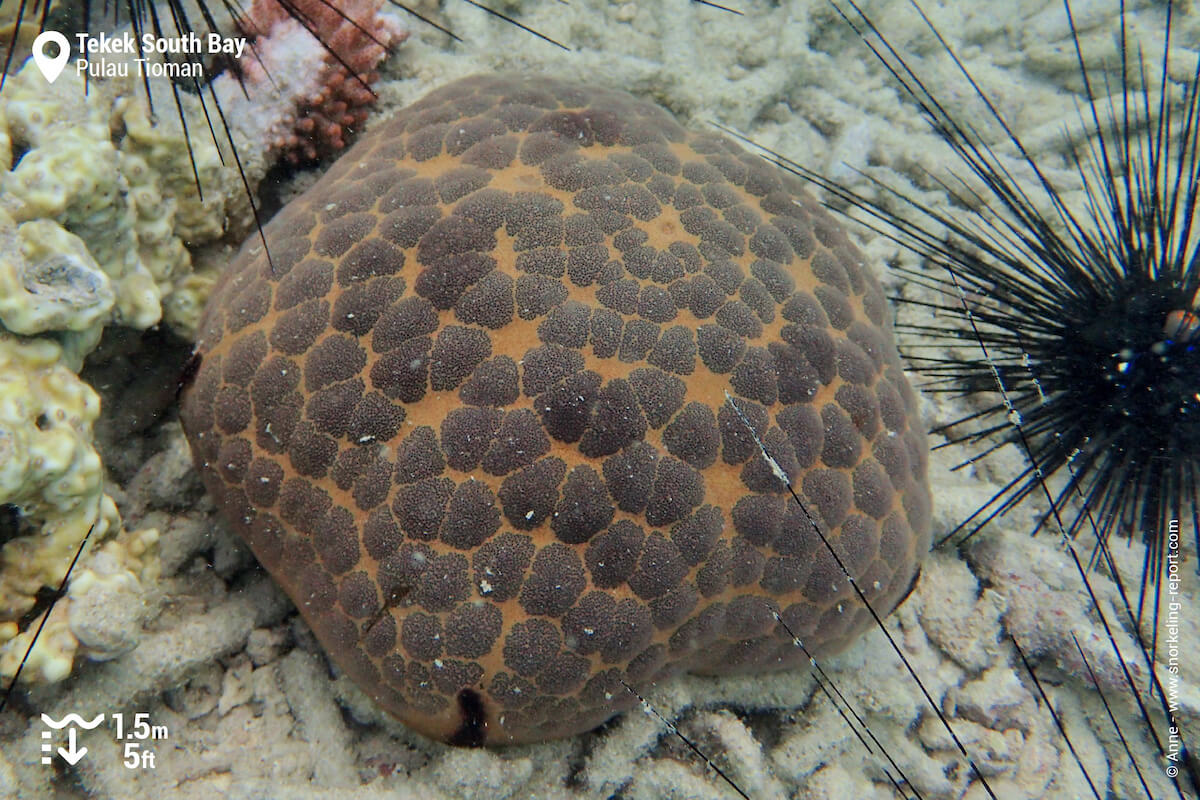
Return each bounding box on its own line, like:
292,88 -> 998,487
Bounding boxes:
0,42 -> 253,687
0,335 -> 159,684
0,334 -> 111,622
0,209 -> 115,338
0,60 -> 231,336
0,604 -> 76,683
0,37 -> 280,687
161,265 -> 221,340
117,93 -> 230,244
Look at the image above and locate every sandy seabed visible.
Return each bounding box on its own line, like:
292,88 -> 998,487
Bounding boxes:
1,0 -> 1198,798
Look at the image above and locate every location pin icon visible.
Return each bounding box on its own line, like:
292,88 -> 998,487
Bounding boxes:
32,31 -> 70,84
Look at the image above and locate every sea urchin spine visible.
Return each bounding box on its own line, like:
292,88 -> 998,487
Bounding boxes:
753,0 -> 1198,792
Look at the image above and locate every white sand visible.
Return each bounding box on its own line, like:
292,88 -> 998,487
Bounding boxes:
2,0 -> 1198,797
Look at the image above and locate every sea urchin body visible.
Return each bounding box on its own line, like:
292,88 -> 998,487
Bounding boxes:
854,1 -> 1196,585
761,1 -> 1199,788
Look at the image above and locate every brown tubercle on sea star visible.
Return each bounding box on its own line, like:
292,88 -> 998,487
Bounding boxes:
179,74 -> 932,746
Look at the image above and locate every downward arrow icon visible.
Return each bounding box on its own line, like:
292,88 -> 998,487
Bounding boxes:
57,728 -> 87,765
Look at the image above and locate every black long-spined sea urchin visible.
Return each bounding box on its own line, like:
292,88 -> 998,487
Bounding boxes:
740,0 -> 1198,794
868,1 -> 1200,576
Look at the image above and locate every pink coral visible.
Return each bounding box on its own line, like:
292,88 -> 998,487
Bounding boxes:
237,0 -> 407,163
